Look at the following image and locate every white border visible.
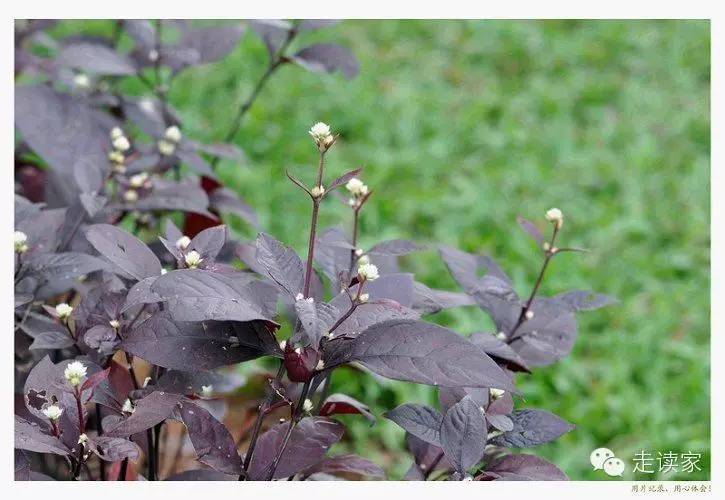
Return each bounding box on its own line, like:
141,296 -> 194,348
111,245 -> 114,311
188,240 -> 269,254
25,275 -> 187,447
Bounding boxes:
2,1 -> 719,498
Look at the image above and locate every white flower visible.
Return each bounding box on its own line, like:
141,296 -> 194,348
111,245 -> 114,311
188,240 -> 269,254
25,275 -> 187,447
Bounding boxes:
113,135 -> 131,152
316,359 -> 325,371
158,139 -> 176,156
306,297 -> 314,303
64,361 -> 87,386
495,331 -> 507,341
109,319 -> 120,329
110,127 -> 124,140
161,268 -> 168,275
310,185 -> 325,198
525,310 -> 534,320
55,303 -> 73,320
308,122 -> 331,141
354,248 -> 363,257
201,385 -> 213,397
357,254 -> 369,265
42,404 -> 63,421
73,73 -> 91,89
175,235 -> 191,250
345,178 -> 369,197
14,231 -> 28,253
122,399 -> 135,414
302,398 -> 314,413
359,293 -> 369,303
164,125 -> 182,143
357,262 -> 379,281
129,172 -> 149,188
185,250 -> 203,269
490,388 -> 505,400
545,207 -> 563,228
108,150 -> 125,164
123,189 -> 139,203
295,293 -> 304,301
348,198 -> 357,207
78,433 -> 89,445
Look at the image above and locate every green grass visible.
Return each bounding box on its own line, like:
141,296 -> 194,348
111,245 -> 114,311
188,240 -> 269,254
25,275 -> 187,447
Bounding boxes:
60,20 -> 711,480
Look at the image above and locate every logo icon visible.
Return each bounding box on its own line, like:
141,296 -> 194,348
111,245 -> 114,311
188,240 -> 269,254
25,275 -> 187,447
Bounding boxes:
590,448 -> 625,477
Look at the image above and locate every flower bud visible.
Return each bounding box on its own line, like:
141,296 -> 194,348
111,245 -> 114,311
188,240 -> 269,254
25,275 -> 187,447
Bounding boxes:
14,231 -> 28,253
78,433 -> 89,446
357,254 -> 369,265
310,185 -> 325,198
148,49 -> 159,62
113,135 -> 131,152
184,250 -> 203,269
164,125 -> 182,143
73,73 -> 91,89
345,178 -> 369,198
359,293 -> 369,303
490,388 -> 505,400
545,207 -> 563,229
496,331 -> 507,341
302,398 -> 314,413
525,310 -> 534,320
175,235 -> 191,250
108,150 -> 125,165
55,303 -> 73,321
129,172 -> 149,188
158,139 -> 176,156
279,340 -> 287,350
109,319 -> 120,329
123,189 -> 139,203
295,293 -> 304,301
309,122 -> 331,142
110,127 -> 124,140
64,361 -> 87,387
122,399 -> 135,414
357,262 -> 379,281
42,404 -> 63,421
283,342 -> 320,383
201,385 -> 213,397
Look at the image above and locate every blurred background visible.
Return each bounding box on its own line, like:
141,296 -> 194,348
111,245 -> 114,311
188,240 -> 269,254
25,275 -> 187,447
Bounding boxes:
50,19 -> 710,480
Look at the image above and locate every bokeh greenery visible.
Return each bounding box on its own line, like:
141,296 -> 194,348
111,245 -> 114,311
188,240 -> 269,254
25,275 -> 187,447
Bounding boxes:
59,19 -> 710,480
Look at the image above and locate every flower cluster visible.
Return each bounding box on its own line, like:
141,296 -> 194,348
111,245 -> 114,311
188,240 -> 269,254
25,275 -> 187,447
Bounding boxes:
64,361 -> 87,387
55,303 -> 73,321
14,231 -> 28,253
108,127 -> 130,174
309,122 -> 335,152
158,125 -> 182,156
357,262 -> 379,281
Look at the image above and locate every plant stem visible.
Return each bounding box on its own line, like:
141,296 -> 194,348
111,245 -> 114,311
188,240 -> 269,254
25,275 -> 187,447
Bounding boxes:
508,226 -> 560,340
348,207 -> 360,274
95,403 -> 106,480
265,380 -> 311,480
302,151 -> 327,297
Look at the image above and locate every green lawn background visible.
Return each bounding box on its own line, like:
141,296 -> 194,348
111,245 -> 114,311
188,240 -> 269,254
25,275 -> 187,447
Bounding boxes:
59,19 -> 711,480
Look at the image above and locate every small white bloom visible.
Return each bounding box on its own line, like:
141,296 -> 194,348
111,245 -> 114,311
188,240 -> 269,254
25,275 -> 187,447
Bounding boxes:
148,49 -> 159,62
161,268 -> 168,275
78,433 -> 89,445
164,125 -> 182,143
550,246 -> 559,254
357,262 -> 379,281
354,248 -> 363,257
64,361 -> 87,386
295,293 -> 304,301
14,231 -> 28,253
113,135 -> 131,152
302,398 -> 314,413
55,303 -> 73,320
122,399 -> 135,414
185,250 -> 203,269
108,150 -> 125,165
310,185 -> 325,198
110,127 -> 124,140
525,310 -> 534,320
306,297 -> 314,303
279,340 -> 287,350
42,404 -> 63,421
129,172 -> 149,188
316,359 -> 325,371
357,254 -> 369,266
345,178 -> 368,197
542,242 -> 551,251
109,319 -> 120,329
348,198 -> 357,207
496,331 -> 507,341
123,189 -> 139,203
490,388 -> 505,400
326,331 -> 334,340
158,139 -> 176,156
175,235 -> 191,250
139,98 -> 155,113
545,207 -> 564,228
73,73 -> 91,89
308,122 -> 331,141
359,293 -> 369,303
201,385 -> 213,397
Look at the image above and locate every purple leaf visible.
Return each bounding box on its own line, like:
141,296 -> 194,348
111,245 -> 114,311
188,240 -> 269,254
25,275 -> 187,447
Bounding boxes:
248,417 -> 344,480
369,239 -> 423,257
189,225 -> 227,261
121,276 -> 162,312
482,454 -> 568,481
550,290 -> 618,312
255,233 -> 305,297
58,41 -> 137,75
292,43 -> 360,79
327,319 -> 517,391
81,367 -> 110,395
123,314 -> 274,370
176,149 -> 216,177
293,299 -> 338,347
411,281 -> 476,315
178,24 -> 246,66
104,391 -> 184,437
209,187 -> 259,228
470,332 -> 530,373
165,469 -> 235,481
249,20 -> 291,58
320,394 -> 375,425
298,20 -> 341,31
29,330 -> 75,350
384,404 -> 442,445
15,416 -> 70,456
490,409 -> 574,448
516,215 -> 545,246
301,454 -> 384,480
178,400 -> 242,474
440,396 -> 487,475
327,167 -> 362,191
125,178 -> 212,216
85,224 -> 162,281
508,298 -> 578,367
90,436 -> 141,462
